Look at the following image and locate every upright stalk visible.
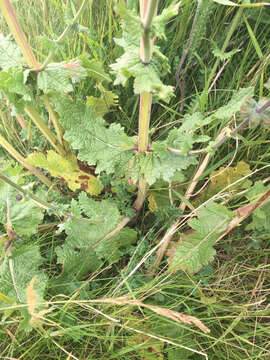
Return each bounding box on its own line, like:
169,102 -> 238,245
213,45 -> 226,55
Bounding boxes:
134,0 -> 158,213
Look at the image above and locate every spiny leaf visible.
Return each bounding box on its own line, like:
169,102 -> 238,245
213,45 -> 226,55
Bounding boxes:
26,150 -> 103,196
168,202 -> 233,274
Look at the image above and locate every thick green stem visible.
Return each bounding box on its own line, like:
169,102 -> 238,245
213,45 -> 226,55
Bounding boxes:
24,105 -> 66,156
0,133 -> 53,188
0,0 -> 39,70
138,92 -> 152,153
134,0 -> 158,213
140,0 -> 158,64
41,0 -> 90,69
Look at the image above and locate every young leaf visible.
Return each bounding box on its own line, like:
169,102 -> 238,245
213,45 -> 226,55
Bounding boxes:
37,60 -> 87,93
168,202 -> 233,274
26,150 -> 103,196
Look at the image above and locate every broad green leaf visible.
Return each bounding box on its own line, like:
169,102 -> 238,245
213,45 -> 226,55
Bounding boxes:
168,202 -> 233,274
110,44 -> 174,102
51,95 -> 136,177
0,68 -> 32,101
26,150 -> 103,196
245,181 -> 270,232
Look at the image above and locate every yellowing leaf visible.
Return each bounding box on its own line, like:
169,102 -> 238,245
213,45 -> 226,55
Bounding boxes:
26,151 -> 103,195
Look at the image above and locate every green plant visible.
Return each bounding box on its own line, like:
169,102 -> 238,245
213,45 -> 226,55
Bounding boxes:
0,0 -> 270,344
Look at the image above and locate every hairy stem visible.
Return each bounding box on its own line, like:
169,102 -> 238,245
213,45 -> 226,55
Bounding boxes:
0,133 -> 53,188
0,0 -> 39,70
24,105 -> 66,156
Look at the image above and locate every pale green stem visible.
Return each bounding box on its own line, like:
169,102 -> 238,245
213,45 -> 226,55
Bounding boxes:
134,0 -> 158,213
0,133 -> 53,188
24,105 -> 66,156
41,0 -> 90,69
0,0 -> 39,69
